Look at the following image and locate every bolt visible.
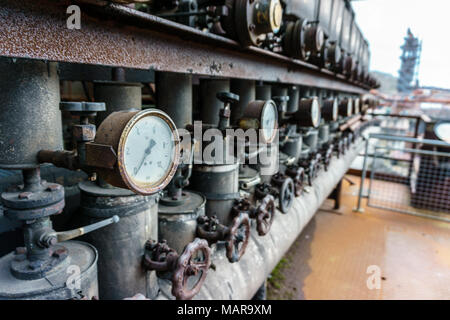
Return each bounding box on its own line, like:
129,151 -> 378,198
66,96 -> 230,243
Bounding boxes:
41,235 -> 57,248
46,184 -> 61,192
18,192 -> 32,199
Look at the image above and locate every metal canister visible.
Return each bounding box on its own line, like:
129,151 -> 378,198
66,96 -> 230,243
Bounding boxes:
190,162 -> 240,226
0,58 -> 63,169
0,241 -> 98,300
94,81 -> 142,126
281,133 -> 303,162
77,181 -> 159,300
303,129 -> 319,153
318,124 -> 330,147
158,191 -> 206,254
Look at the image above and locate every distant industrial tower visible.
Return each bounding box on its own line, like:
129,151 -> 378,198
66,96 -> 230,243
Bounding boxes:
397,28 -> 422,93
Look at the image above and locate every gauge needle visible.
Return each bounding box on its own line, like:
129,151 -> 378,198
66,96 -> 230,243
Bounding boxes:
135,139 -> 156,175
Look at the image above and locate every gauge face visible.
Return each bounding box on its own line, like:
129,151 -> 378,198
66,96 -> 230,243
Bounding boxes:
311,98 -> 321,128
434,122 -> 450,143
118,110 -> 180,195
261,101 -> 278,143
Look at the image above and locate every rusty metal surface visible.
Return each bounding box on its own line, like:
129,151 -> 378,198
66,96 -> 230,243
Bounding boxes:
0,0 -> 368,94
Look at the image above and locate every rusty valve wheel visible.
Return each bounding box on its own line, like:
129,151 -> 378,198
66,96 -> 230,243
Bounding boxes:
226,212 -> 251,263
254,195 -> 276,236
172,238 -> 211,300
196,212 -> 251,263
285,166 -> 305,197
271,173 -> 295,214
143,238 -> 211,300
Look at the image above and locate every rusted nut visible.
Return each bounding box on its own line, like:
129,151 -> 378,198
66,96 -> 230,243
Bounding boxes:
226,213 -> 251,263
143,240 -> 179,272
285,166 -> 305,197
196,216 -> 226,244
18,192 -> 32,200
231,198 -> 252,216
72,124 -> 96,142
255,183 -> 273,200
255,195 -> 276,236
171,238 -> 211,300
39,234 -> 57,248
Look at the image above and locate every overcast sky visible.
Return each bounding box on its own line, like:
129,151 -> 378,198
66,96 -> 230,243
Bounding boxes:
352,0 -> 450,89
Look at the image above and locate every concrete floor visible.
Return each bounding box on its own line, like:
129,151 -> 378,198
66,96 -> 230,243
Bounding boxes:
267,175 -> 450,300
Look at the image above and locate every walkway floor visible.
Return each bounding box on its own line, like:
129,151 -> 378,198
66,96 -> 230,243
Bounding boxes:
267,175 -> 450,300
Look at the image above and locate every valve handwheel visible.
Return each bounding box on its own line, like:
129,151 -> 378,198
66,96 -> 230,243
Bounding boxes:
256,195 -> 276,236
279,177 -> 294,213
172,238 -> 211,300
226,213 -> 251,263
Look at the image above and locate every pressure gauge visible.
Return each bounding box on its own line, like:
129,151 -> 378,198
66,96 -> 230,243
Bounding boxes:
434,121 -> 450,143
294,97 -> 321,128
321,98 -> 338,122
339,98 -> 353,117
239,100 -> 278,144
87,109 -> 180,195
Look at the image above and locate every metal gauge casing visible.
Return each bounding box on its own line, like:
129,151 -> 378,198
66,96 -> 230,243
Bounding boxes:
90,109 -> 180,195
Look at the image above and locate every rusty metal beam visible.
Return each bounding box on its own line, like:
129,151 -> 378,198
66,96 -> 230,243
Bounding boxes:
0,0 -> 369,94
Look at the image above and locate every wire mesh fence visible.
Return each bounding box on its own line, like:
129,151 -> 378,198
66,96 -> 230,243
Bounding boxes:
357,133 -> 450,222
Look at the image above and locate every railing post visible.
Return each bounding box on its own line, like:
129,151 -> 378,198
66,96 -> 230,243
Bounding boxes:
354,136 -> 371,213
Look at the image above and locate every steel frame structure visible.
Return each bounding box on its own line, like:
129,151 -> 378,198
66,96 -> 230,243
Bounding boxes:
0,0 -> 369,94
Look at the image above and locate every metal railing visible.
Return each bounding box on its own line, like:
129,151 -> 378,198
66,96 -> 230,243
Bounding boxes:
355,133 -> 450,222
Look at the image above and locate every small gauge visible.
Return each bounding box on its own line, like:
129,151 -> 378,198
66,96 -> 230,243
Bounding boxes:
239,100 -> 278,144
339,98 -> 353,117
88,109 -> 180,195
434,121 -> 450,143
322,98 -> 338,122
295,97 -> 321,128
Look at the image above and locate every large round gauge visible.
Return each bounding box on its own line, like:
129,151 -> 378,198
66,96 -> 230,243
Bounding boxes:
434,121 -> 450,143
322,98 -> 338,122
90,109 -> 180,195
295,97 -> 321,128
239,100 -> 278,144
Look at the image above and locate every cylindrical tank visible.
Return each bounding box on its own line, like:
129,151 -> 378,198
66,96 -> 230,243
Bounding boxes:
158,191 -> 206,254
287,86 -> 300,113
281,133 -> 303,162
94,81 -> 142,126
200,79 -> 230,126
230,79 -> 256,125
190,162 -> 240,226
156,72 -> 192,129
0,58 -> 63,169
0,241 -> 98,300
256,83 -> 272,101
77,181 -> 159,300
